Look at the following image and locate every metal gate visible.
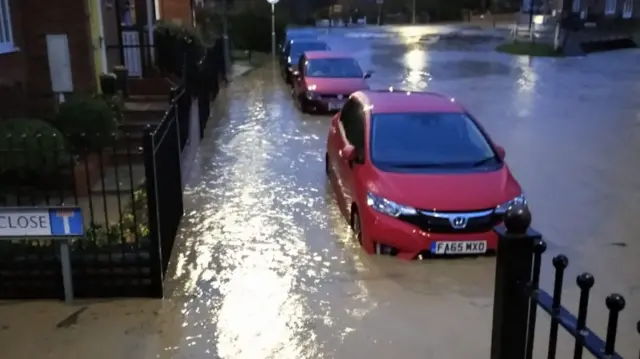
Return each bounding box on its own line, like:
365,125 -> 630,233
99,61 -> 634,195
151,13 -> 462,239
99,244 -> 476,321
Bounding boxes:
490,205 -> 639,358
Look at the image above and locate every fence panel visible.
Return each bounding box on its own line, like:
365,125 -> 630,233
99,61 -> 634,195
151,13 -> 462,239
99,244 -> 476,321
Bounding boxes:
0,132 -> 156,298
143,100 -> 184,282
490,204 -> 639,359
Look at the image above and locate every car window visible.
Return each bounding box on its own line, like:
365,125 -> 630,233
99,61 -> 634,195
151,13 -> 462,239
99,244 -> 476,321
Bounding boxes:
305,58 -> 363,78
298,55 -> 305,74
370,112 -> 498,169
340,99 -> 365,152
289,42 -> 329,62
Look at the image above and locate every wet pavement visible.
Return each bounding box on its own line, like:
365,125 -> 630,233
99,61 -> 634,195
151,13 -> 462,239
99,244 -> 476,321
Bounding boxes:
2,25 -> 640,358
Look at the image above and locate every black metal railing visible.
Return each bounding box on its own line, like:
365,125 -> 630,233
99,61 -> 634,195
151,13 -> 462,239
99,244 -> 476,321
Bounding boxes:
0,35 -> 224,299
0,132 -> 155,298
491,204 -> 639,358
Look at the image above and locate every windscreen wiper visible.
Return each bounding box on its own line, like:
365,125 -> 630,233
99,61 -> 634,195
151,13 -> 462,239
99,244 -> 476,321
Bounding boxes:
390,162 -> 464,169
471,157 -> 496,167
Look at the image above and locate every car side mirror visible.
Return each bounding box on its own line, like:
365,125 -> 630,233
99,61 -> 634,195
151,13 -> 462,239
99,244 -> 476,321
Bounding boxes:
339,144 -> 357,162
495,145 -> 506,159
364,71 -> 373,79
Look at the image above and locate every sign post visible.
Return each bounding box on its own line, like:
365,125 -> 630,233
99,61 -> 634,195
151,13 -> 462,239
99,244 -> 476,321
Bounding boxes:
266,0 -> 279,59
0,207 -> 84,303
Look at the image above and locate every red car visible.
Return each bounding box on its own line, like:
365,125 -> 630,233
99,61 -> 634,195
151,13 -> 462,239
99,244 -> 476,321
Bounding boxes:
325,90 -> 526,260
292,51 -> 372,113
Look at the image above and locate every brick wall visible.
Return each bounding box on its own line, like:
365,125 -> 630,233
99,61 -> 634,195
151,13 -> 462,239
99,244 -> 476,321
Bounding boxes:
160,0 -> 193,25
0,0 -> 96,118
0,0 -> 27,118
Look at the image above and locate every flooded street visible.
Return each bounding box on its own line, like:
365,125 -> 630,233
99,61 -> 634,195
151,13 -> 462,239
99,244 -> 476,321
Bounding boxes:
1,25 -> 639,358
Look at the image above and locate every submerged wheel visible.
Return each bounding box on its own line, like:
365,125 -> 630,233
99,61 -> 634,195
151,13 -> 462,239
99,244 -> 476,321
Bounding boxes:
325,153 -> 330,176
351,209 -> 363,246
298,95 -> 311,114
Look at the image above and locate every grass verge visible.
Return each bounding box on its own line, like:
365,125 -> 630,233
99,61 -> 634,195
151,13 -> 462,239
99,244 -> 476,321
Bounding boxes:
496,41 -> 563,57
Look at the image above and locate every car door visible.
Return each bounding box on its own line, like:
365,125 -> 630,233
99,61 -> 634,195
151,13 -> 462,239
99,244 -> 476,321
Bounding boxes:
336,99 -> 364,208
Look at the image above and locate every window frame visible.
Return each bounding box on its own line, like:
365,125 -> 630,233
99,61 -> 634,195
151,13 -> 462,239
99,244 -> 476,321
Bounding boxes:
0,0 -> 16,54
622,0 -> 633,18
605,0 -> 617,15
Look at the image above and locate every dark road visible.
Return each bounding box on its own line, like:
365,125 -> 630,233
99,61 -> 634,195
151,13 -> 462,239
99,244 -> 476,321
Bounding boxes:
2,25 -> 639,358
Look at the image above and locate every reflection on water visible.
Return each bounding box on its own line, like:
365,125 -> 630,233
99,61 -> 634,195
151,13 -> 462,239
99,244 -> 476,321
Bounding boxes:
403,48 -> 430,89
1,25 -> 639,359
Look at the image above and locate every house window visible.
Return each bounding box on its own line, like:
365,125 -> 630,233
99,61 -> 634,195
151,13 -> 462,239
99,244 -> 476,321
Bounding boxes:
605,0 -> 617,14
623,0 -> 633,17
0,0 -> 14,53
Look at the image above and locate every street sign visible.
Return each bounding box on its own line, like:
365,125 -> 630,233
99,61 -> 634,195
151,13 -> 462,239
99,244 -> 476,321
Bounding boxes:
0,207 -> 84,237
332,4 -> 342,12
0,206 -> 84,304
266,0 -> 279,3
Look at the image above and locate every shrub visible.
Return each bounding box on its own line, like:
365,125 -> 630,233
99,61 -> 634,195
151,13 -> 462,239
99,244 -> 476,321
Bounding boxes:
0,118 -> 69,180
55,94 -> 120,151
227,11 -> 287,52
154,21 -> 205,75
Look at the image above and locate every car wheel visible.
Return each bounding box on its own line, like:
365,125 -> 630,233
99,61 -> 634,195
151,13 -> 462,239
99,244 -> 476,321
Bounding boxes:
299,95 -> 311,114
351,209 -> 363,246
325,152 -> 330,176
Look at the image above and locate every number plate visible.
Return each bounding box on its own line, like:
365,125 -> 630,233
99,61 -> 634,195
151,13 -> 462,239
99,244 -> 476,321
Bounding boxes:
328,101 -> 345,110
431,241 -> 487,255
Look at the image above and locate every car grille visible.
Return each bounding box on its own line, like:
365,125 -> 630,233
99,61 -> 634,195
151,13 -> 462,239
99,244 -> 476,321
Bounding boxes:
398,209 -> 502,234
318,94 -> 350,100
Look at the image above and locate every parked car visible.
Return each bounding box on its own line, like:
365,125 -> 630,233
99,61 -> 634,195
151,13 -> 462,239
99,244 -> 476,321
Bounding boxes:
279,33 -> 317,54
280,40 -> 330,85
292,51 -> 372,113
325,90 -> 525,260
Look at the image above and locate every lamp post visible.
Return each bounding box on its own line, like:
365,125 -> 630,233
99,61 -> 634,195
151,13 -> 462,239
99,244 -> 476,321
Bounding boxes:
222,0 -> 230,78
267,0 -> 279,58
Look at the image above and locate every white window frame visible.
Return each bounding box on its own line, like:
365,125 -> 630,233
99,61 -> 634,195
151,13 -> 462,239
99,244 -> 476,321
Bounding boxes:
0,0 -> 16,54
605,0 -> 617,14
572,0 -> 581,13
622,0 -> 633,18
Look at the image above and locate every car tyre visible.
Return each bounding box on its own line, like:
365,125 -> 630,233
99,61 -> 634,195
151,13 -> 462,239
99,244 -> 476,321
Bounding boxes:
325,152 -> 330,176
351,209 -> 363,246
298,95 -> 312,114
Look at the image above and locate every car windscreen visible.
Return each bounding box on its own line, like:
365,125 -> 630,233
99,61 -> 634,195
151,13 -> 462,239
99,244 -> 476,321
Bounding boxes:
370,112 -> 499,169
305,58 -> 363,78
289,42 -> 329,62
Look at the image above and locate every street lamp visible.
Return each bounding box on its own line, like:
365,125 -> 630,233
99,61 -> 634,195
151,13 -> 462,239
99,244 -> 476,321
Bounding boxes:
266,0 -> 279,58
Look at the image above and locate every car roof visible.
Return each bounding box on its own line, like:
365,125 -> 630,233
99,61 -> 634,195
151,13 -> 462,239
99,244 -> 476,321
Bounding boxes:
304,51 -> 354,60
354,90 -> 465,114
289,39 -> 327,46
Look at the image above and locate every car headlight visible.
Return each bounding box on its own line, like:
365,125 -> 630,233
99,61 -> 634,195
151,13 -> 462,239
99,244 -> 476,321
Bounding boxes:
494,194 -> 527,214
366,192 -> 417,217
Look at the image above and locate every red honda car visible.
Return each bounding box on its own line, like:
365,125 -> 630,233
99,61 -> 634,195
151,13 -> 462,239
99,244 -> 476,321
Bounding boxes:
292,51 -> 372,113
325,90 -> 526,260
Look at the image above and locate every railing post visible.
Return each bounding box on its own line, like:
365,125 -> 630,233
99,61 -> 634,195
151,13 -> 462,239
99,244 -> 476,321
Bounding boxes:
142,125 -> 163,297
490,204 -> 541,359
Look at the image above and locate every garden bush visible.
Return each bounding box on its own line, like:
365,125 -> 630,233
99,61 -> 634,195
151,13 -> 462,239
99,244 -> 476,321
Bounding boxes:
0,118 -> 69,180
154,21 -> 205,76
227,11 -> 287,53
55,94 -> 120,151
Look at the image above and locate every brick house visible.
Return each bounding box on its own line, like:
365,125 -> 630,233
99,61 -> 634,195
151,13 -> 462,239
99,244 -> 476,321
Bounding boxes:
0,0 -> 96,118
523,0 -> 639,19
0,0 -> 194,118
